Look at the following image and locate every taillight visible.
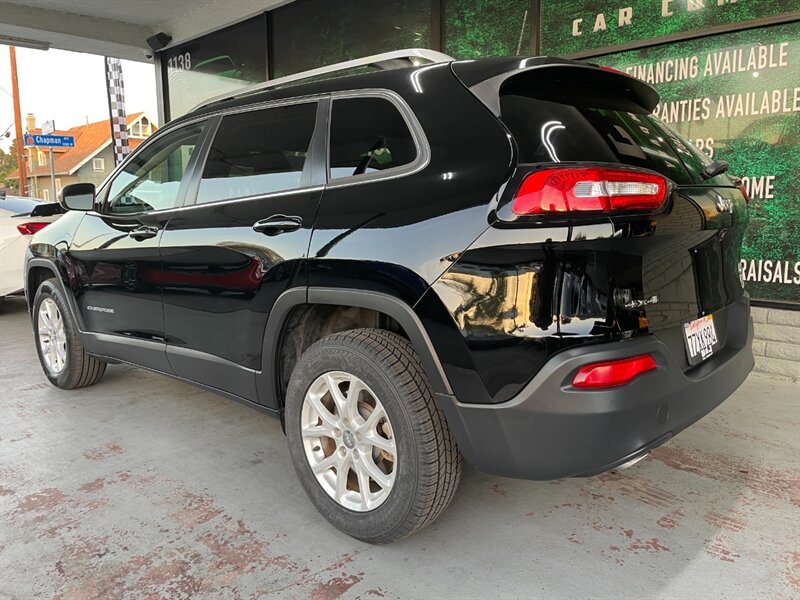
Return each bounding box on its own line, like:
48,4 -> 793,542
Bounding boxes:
599,65 -> 626,76
16,222 -> 49,235
572,354 -> 657,389
512,167 -> 668,215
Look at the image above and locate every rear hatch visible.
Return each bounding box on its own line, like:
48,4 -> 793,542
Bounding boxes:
454,59 -> 749,371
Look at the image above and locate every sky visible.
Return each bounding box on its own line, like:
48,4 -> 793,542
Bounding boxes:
0,45 -> 158,152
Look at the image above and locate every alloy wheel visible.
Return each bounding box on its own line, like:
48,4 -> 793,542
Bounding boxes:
300,371 -> 397,512
38,297 -> 67,375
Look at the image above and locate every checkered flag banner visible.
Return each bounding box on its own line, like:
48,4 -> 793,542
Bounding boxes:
104,57 -> 130,166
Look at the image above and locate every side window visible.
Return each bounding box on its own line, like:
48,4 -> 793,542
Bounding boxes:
105,122 -> 205,214
196,102 -> 317,205
329,97 -> 417,180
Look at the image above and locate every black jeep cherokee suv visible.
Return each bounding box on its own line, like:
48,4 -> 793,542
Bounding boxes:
25,52 -> 754,543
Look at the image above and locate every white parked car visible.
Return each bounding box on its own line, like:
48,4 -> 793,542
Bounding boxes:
0,195 -> 62,304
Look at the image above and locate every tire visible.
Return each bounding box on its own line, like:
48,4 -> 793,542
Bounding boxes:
285,328 -> 462,544
33,279 -> 106,389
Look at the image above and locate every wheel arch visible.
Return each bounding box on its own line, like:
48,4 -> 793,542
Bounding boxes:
26,258 -> 84,331
258,287 -> 453,412
27,263 -> 56,311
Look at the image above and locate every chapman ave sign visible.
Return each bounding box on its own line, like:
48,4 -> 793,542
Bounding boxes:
23,133 -> 75,148
23,121 -> 74,202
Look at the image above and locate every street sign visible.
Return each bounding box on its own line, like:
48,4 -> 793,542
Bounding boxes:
24,134 -> 74,148
42,120 -> 55,135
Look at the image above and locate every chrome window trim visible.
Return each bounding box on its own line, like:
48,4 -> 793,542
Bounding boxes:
98,93 -> 330,190
325,88 -> 430,189
96,88 -> 428,215
96,95 -> 330,216
171,185 -> 325,213
198,93 -> 329,121
184,97 -> 327,208
85,185 -> 326,220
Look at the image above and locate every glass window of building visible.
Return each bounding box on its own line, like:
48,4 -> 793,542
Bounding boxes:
271,0 -> 431,78
595,21 -> 800,305
445,0 -> 531,59
162,15 -> 267,119
196,102 -> 318,204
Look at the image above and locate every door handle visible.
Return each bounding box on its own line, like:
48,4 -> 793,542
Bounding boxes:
252,215 -> 303,236
128,225 -> 159,241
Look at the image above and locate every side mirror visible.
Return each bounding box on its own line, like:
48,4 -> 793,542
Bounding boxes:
59,183 -> 96,211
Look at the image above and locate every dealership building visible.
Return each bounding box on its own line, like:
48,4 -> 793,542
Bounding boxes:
1,2 -> 797,360
1,1 -> 799,597
5,1 -> 796,375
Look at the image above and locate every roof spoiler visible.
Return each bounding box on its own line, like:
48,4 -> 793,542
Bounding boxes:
454,57 -> 660,116
30,202 -> 65,217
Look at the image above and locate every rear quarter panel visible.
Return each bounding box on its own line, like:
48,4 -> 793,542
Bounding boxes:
420,221 -> 616,405
307,65 -> 514,305
420,183 -> 748,406
25,210 -> 86,310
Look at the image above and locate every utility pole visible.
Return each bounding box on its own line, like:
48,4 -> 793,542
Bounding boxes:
9,46 -> 27,196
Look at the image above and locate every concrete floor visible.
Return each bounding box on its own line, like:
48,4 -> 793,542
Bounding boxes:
1,296 -> 798,600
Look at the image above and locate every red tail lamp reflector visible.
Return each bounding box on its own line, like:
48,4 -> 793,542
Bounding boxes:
572,354 -> 657,389
599,65 -> 627,76
512,167 -> 667,215
16,222 -> 49,235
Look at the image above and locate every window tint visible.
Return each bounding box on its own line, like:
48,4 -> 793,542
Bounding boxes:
106,122 -> 205,214
197,103 -> 317,204
499,95 -> 695,184
329,97 -> 416,180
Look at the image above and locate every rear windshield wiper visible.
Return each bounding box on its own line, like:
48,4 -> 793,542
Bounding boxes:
701,159 -> 729,180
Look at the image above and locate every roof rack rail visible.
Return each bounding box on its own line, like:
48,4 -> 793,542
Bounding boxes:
192,48 -> 454,112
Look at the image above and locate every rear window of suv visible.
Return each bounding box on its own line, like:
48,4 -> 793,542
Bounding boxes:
0,196 -> 43,216
500,95 -> 696,185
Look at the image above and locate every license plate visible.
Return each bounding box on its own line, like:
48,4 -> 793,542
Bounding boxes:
682,314 -> 720,366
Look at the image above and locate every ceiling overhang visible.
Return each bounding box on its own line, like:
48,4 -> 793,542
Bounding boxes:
0,0 -> 289,62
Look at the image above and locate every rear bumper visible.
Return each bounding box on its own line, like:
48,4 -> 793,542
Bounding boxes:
437,296 -> 754,480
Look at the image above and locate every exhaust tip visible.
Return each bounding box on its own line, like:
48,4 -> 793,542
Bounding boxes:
616,452 -> 651,471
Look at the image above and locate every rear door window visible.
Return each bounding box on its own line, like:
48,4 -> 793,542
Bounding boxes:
500,95 -> 695,184
328,97 -> 417,181
196,102 -> 317,204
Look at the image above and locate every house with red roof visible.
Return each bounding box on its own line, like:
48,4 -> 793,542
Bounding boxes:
8,113 -> 156,200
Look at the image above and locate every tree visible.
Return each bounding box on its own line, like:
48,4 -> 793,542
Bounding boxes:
0,139 -> 20,192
